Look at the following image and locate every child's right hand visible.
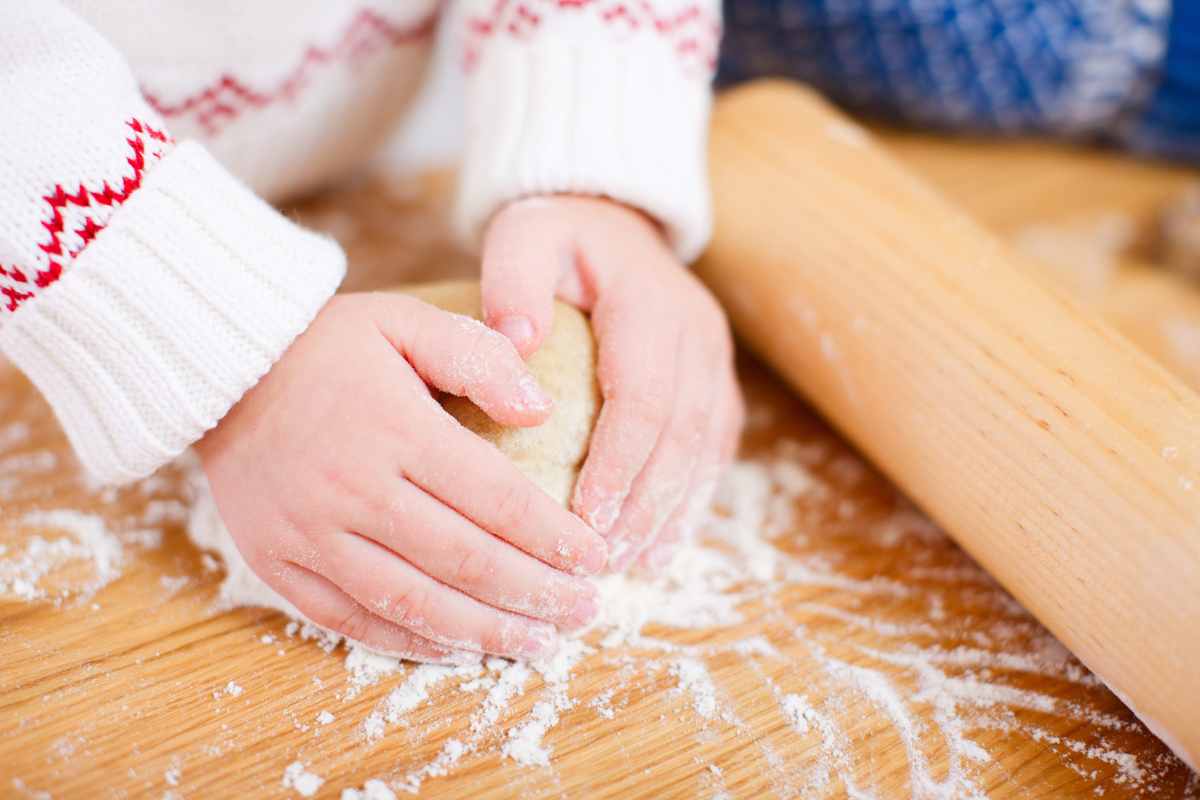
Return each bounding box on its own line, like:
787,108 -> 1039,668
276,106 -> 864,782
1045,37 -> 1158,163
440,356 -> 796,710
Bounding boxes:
194,292 -> 608,662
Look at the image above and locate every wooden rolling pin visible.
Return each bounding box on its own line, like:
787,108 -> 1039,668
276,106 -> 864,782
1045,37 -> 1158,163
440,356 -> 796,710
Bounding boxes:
696,81 -> 1200,768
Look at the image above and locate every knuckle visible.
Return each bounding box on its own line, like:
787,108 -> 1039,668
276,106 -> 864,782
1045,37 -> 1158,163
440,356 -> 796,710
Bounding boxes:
612,391 -> 671,437
628,475 -> 687,533
384,584 -> 433,631
478,628 -> 507,656
450,546 -> 496,592
473,324 -> 517,365
606,533 -> 643,568
450,316 -> 511,380
494,481 -> 534,530
332,604 -> 376,644
478,618 -> 520,655
320,463 -> 384,517
319,462 -> 352,495
612,488 -> 653,533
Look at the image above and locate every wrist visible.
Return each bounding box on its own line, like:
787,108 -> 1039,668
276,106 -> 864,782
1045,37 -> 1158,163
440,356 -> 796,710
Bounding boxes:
456,30 -> 715,262
2,143 -> 344,485
497,194 -> 671,248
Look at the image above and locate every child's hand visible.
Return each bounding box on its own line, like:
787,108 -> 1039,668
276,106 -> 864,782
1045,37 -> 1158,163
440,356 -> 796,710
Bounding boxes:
480,196 -> 744,574
195,293 -> 608,661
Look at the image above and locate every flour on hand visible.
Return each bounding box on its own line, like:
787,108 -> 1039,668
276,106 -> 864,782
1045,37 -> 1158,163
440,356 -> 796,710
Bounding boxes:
186,279 -> 601,657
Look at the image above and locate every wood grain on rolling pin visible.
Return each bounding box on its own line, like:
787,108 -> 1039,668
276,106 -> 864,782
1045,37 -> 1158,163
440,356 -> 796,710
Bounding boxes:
695,81 -> 1200,768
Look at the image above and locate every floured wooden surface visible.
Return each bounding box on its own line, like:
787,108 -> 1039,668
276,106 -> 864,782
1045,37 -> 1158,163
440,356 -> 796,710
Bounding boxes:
3,139 -> 1199,799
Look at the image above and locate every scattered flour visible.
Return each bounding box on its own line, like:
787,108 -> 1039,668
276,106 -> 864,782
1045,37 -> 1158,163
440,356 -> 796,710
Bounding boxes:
0,420 -> 31,449
1,511 -> 127,602
500,640 -> 588,766
589,688 -> 616,720
282,761 -> 324,797
164,757 -> 182,787
5,423 -> 1186,797
362,663 -> 474,742
780,693 -> 812,735
160,574 -> 190,595
341,779 -> 398,800
10,778 -> 52,800
176,438 -> 1181,796
0,440 -> 185,603
0,450 -> 57,475
670,658 -> 719,721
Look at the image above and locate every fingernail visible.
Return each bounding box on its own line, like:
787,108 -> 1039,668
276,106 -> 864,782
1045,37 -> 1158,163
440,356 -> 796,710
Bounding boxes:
576,537 -> 608,575
495,315 -> 535,349
516,373 -> 553,412
568,591 -> 599,629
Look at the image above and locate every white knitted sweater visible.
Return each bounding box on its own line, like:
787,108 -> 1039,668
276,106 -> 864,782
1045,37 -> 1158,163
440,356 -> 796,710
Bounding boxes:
0,1 -> 720,484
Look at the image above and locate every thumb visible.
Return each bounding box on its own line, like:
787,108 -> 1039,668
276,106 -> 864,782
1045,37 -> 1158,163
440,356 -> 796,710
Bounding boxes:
480,201 -> 570,358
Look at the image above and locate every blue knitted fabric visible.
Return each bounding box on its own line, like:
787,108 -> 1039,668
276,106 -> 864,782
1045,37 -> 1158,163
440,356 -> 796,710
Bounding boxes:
1122,2 -> 1200,160
718,1 -> 1197,161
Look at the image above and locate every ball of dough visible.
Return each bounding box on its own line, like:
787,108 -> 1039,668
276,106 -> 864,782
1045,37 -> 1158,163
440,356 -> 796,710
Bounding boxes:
396,280 -> 600,505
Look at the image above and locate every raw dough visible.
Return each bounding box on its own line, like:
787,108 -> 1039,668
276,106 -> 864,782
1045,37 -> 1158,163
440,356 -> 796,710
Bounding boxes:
400,280 -> 600,504
187,279 -> 601,642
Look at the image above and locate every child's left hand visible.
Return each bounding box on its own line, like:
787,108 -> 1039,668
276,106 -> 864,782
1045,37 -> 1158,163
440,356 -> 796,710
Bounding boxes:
479,195 -> 744,574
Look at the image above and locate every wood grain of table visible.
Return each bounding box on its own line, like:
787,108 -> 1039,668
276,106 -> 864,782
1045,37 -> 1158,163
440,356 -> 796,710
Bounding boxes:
2,132 -> 1198,799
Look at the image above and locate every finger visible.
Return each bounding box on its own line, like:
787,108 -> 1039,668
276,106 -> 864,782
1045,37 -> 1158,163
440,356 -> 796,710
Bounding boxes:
481,200 -> 572,357
638,479 -> 719,575
324,531 -> 559,659
369,293 -> 553,427
637,379 -> 735,574
571,286 -> 682,536
346,477 -> 599,629
268,561 -> 473,663
604,330 -> 716,572
400,403 -> 609,576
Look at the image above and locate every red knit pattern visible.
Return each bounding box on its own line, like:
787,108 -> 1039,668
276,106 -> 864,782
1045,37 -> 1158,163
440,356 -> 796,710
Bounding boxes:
464,0 -> 721,71
0,118 -> 171,314
142,9 -> 437,136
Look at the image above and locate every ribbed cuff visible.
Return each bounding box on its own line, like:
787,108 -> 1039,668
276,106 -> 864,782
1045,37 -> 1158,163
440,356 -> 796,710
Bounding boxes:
456,35 -> 713,262
0,142 -> 345,484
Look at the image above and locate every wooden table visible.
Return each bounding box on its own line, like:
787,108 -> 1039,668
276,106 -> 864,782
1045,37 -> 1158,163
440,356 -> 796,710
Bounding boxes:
2,132 -> 1198,799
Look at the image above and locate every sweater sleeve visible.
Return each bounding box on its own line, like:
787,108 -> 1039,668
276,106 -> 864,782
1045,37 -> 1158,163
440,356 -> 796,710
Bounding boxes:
0,2 -> 346,485
453,0 -> 722,263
